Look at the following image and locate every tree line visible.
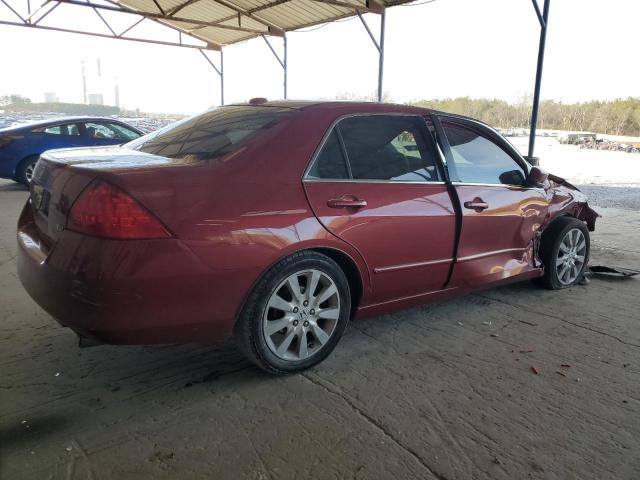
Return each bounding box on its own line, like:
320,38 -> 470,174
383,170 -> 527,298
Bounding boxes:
410,96 -> 640,137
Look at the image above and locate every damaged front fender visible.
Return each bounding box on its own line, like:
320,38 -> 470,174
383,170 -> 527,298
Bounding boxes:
545,173 -> 600,232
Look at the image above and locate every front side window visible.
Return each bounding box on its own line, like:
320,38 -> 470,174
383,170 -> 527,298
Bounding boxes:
308,115 -> 440,182
442,122 -> 526,185
84,122 -> 119,139
108,123 -> 140,141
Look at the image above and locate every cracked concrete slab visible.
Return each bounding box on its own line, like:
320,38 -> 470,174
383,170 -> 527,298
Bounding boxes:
1,179 -> 639,479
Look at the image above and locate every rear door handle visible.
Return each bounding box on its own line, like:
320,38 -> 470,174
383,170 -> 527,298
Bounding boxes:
327,196 -> 367,209
463,198 -> 489,212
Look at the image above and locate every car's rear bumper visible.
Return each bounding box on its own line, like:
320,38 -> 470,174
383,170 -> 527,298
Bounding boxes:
17,203 -> 239,345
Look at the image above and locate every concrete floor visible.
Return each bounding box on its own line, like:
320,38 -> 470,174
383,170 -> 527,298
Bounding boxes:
1,179 -> 639,480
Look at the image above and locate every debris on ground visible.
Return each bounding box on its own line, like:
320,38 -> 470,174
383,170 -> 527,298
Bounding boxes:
555,371 -> 567,377
490,333 -> 499,337
587,265 -> 640,278
518,319 -> 538,326
560,364 -> 572,368
520,349 -> 534,353
531,366 -> 540,375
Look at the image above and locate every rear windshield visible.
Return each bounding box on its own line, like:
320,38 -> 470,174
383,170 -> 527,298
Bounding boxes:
125,106 -> 294,160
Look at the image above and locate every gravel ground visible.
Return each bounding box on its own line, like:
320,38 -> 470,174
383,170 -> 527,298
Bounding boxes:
576,184 -> 640,210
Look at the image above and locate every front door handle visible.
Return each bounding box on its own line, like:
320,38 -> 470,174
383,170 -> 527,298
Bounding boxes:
464,198 -> 489,212
327,195 -> 367,209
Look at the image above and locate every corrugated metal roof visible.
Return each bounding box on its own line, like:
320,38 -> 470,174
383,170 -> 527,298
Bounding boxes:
115,0 -> 412,47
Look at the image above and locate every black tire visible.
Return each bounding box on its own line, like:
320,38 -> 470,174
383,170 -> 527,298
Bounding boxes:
537,216 -> 590,290
16,156 -> 39,186
235,251 -> 351,374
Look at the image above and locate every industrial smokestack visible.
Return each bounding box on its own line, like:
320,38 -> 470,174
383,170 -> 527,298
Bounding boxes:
82,60 -> 87,104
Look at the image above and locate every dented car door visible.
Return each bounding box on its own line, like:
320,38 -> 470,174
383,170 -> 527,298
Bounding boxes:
436,116 -> 550,287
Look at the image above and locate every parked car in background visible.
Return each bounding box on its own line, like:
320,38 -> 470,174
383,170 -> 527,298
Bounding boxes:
17,101 -> 598,374
0,117 -> 142,184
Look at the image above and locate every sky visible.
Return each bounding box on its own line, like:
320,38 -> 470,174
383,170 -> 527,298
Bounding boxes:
0,0 -> 638,115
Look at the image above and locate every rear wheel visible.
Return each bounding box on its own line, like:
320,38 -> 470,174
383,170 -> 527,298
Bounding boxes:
235,251 -> 351,374
537,217 -> 590,289
16,156 -> 39,185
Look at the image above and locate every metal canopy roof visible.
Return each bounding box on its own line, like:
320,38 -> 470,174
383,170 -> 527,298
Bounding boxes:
1,0 -> 553,159
114,0 -> 408,48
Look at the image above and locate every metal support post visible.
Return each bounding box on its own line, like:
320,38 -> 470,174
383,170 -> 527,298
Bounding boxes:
527,0 -> 551,162
262,34 -> 287,99
378,9 -> 385,102
283,34 -> 288,99
200,49 -> 224,105
357,9 -> 386,102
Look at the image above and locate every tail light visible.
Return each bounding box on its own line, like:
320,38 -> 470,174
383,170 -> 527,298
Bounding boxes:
67,181 -> 171,239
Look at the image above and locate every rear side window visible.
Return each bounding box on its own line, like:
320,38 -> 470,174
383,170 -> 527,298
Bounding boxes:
33,124 -> 80,135
126,106 -> 293,160
442,122 -> 526,185
307,131 -> 349,179
308,115 -> 440,182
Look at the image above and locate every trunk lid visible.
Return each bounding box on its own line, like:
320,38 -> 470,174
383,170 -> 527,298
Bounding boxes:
29,146 -> 201,243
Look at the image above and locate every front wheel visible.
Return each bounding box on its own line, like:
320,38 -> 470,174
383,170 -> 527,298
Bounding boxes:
538,217 -> 590,289
235,251 -> 351,374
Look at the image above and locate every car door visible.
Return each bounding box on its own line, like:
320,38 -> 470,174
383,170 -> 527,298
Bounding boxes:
436,115 -> 549,287
303,114 -> 457,305
32,123 -> 84,150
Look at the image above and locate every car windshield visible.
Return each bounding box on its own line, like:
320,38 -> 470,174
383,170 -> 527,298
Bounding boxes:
125,106 -> 294,160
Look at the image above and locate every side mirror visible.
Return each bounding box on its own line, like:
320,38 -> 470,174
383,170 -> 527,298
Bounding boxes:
527,166 -> 548,187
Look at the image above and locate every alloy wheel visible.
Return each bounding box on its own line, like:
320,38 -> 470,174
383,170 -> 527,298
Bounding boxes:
24,162 -> 36,183
262,269 -> 341,362
556,228 -> 587,285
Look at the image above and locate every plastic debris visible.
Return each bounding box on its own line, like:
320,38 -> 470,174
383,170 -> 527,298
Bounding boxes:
518,320 -> 538,326
55,372 -> 60,377
65,446 -> 73,452
531,366 -> 540,375
588,265 -> 640,277
490,333 -> 499,338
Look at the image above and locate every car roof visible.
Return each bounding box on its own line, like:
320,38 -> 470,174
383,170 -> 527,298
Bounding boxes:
0,116 -> 129,133
229,99 -> 434,113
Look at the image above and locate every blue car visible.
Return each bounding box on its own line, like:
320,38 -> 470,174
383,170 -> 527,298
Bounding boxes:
0,117 -> 143,184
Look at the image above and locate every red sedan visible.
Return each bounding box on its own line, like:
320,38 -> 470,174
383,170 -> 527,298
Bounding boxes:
17,101 -> 598,373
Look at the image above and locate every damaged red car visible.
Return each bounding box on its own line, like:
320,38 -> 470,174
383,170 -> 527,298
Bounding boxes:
17,101 -> 599,373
